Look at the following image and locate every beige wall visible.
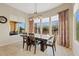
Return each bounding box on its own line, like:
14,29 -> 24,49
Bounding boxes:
0,4 -> 28,46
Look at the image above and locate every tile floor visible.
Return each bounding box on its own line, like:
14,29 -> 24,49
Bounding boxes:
0,41 -> 74,56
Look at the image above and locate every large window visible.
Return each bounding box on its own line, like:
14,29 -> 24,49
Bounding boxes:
9,21 -> 26,35
51,15 -> 59,34
33,15 -> 58,35
18,22 -> 26,33
34,18 -> 40,34
42,17 -> 49,34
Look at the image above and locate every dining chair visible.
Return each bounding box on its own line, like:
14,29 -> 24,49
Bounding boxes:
46,35 -> 56,56
22,33 -> 28,49
29,33 -> 36,54
23,32 -> 27,35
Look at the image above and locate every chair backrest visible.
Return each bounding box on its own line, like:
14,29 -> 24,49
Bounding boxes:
48,36 -> 53,40
47,35 -> 56,45
23,33 -> 27,41
29,33 -> 35,41
23,32 -> 27,36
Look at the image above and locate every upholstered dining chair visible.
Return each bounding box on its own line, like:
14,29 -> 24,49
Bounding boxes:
28,33 -> 36,54
46,35 -> 56,56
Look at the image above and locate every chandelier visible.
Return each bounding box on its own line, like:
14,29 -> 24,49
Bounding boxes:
33,3 -> 38,17
29,3 -> 41,19
33,3 -> 41,18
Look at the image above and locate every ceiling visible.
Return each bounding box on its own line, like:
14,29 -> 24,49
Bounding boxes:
7,3 -> 62,14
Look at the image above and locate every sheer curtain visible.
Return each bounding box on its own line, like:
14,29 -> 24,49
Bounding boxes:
29,18 -> 34,33
59,9 -> 69,48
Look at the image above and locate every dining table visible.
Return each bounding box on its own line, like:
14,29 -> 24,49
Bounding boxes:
20,33 -> 54,52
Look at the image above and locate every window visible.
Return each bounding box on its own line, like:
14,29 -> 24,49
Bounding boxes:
76,10 -> 79,41
9,21 -> 26,35
51,15 -> 59,34
18,22 -> 26,33
34,18 -> 40,34
42,17 -> 49,34
34,15 -> 58,35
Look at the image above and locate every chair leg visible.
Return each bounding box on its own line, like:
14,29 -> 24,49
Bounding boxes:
23,42 -> 24,49
26,44 -> 28,50
54,45 -> 56,51
52,46 -> 55,56
34,45 -> 36,54
29,45 -> 31,51
53,44 -> 56,51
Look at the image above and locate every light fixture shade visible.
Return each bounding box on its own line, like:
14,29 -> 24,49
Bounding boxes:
29,3 -> 42,19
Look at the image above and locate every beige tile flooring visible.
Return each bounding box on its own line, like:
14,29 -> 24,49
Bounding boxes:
0,41 -> 74,56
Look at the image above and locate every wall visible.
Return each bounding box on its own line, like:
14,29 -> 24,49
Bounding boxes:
0,4 -> 28,46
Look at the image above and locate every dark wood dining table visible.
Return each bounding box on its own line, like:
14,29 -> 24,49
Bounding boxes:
20,34 -> 52,52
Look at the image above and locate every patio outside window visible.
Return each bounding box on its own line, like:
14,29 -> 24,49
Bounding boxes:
51,15 -> 59,34
42,17 -> 49,34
